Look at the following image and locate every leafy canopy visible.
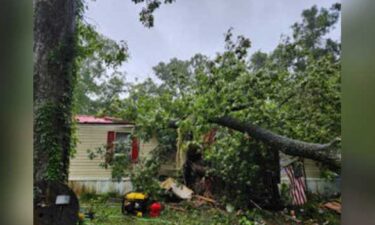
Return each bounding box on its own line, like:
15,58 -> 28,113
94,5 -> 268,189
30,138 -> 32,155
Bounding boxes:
80,3 -> 341,207
74,22 -> 129,115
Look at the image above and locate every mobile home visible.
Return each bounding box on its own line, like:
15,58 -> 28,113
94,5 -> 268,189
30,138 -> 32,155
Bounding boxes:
68,115 -> 158,195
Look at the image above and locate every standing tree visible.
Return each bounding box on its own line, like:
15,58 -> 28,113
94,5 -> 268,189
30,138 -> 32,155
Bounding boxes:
34,0 -> 80,224
34,0 -> 78,185
33,0 -> 174,224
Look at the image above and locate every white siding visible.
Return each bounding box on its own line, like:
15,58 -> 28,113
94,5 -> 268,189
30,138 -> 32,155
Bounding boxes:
279,153 -> 340,195
69,123 -> 160,194
69,124 -> 158,176
69,124 -> 134,180
139,136 -> 158,160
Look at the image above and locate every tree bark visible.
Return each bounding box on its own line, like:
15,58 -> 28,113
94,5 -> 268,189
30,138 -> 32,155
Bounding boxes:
34,1 -> 79,224
34,0 -> 77,183
209,116 -> 341,173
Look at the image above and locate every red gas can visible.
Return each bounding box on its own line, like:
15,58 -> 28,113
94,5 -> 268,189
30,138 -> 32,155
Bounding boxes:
149,202 -> 162,217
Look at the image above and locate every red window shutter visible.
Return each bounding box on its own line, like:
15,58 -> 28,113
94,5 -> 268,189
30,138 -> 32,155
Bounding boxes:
131,137 -> 139,163
106,131 -> 116,163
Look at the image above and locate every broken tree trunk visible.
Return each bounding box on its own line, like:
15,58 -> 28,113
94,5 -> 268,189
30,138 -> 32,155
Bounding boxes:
209,116 -> 341,173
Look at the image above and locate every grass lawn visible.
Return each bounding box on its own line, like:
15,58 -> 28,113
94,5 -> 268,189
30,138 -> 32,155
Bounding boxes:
78,195 -> 340,225
79,201 -> 242,225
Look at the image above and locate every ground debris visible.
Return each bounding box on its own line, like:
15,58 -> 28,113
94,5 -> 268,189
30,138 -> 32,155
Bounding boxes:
168,204 -> 187,212
78,192 -> 340,225
194,195 -> 217,204
322,201 -> 341,214
160,178 -> 194,200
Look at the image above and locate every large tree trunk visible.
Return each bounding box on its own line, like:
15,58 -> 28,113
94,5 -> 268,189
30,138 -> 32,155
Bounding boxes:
210,116 -> 341,173
34,0 -> 77,183
34,0 -> 78,224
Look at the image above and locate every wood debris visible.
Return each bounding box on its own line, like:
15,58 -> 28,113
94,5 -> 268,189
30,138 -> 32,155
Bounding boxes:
323,201 -> 341,214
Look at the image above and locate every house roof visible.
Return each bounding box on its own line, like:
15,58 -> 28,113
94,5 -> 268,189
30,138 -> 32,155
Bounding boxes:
75,115 -> 133,125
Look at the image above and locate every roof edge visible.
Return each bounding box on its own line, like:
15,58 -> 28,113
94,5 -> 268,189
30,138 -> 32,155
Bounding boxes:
75,115 -> 135,125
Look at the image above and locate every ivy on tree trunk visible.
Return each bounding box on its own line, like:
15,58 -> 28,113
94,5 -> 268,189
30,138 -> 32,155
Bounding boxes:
34,1 -> 81,224
34,0 -> 77,183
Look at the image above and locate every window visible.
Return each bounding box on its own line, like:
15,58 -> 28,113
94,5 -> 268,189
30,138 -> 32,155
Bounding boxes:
106,131 -> 139,163
114,132 -> 131,156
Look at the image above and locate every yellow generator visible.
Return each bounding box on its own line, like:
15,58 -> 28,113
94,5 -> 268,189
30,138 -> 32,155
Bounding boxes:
121,192 -> 149,217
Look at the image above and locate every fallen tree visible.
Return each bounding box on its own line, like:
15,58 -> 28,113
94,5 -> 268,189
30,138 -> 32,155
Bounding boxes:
210,116 -> 341,174
104,5 -> 341,176
96,4 -> 341,209
170,116 -> 341,174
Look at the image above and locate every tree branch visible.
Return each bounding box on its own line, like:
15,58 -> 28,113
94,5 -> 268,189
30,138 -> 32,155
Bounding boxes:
209,116 -> 341,173
168,115 -> 341,173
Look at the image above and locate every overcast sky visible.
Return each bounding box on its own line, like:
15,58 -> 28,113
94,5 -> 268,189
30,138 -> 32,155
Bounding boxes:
85,0 -> 341,83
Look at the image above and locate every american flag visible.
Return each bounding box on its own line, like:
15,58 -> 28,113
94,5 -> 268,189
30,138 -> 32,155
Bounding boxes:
284,163 -> 307,205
